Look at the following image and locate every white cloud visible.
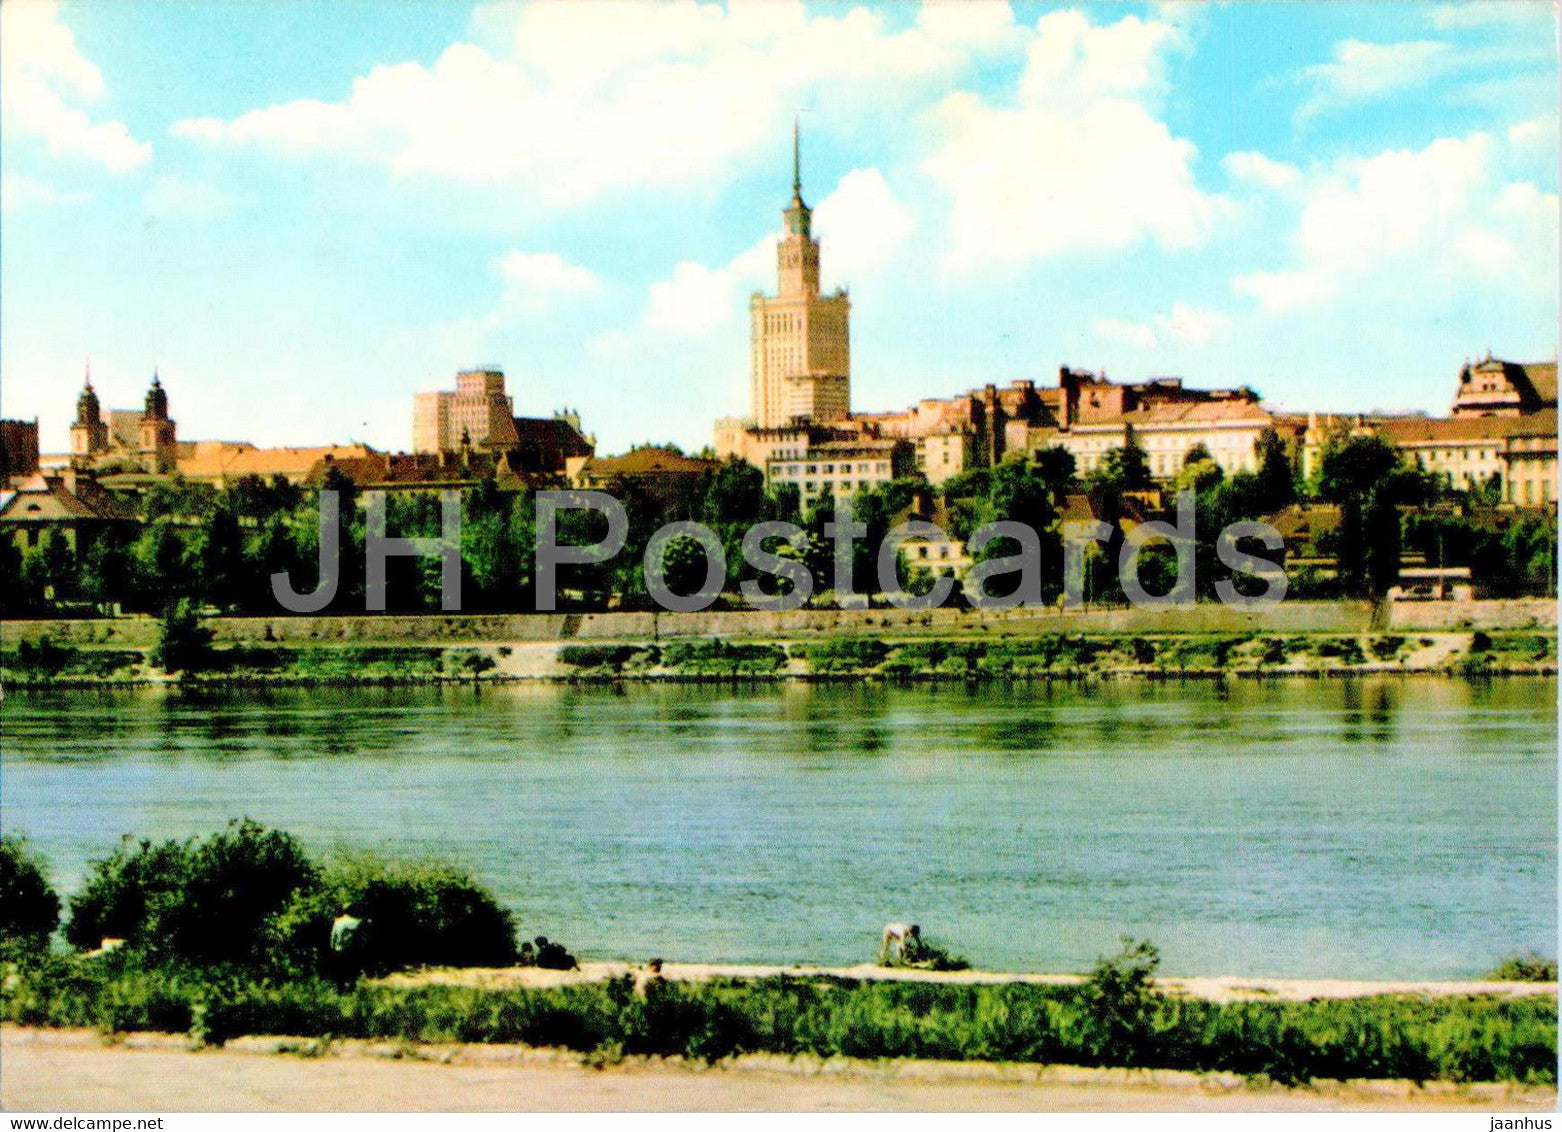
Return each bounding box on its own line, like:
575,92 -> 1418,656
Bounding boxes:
606,166 -> 913,346
494,251 -> 603,320
1297,39 -> 1454,122
638,236 -> 772,341
0,171 -> 90,212
922,9 -> 1229,272
812,167 -> 916,288
1231,269 -> 1338,315
1222,151 -> 1301,191
1509,115 -> 1559,153
169,1 -> 1000,207
1233,131 -> 1558,315
0,0 -> 151,172
1092,302 -> 1232,350
1426,3 -> 1552,31
143,175 -> 228,219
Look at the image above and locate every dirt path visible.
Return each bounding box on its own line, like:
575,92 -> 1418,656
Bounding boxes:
379,961 -> 1559,1004
4,1029 -> 1554,1113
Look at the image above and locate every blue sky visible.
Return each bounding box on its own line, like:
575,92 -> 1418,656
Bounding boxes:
2,0 -> 1556,456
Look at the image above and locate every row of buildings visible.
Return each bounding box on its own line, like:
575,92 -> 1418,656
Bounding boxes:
714,126 -> 1557,511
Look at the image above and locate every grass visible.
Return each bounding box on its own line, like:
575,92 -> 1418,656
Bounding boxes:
3,955 -> 1554,1084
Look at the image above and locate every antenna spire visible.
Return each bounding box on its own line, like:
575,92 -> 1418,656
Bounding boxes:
792,115 -> 801,196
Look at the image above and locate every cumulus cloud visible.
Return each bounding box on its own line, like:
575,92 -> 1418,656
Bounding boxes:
922,9 -> 1229,272
593,166 -> 914,350
494,251 -> 604,320
1297,39 -> 1455,122
812,167 -> 916,289
1093,302 -> 1233,350
0,0 -> 151,172
1222,151 -> 1301,192
1233,131 -> 1558,315
169,1 -> 1000,207
0,171 -> 91,213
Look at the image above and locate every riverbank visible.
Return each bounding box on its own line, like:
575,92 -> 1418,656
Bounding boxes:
1,627 -> 1555,687
379,961 -> 1560,1004
7,1027 -> 1555,1112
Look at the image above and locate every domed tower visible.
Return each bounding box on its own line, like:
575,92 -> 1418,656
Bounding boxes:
69,366 -> 108,464
137,370 -> 177,472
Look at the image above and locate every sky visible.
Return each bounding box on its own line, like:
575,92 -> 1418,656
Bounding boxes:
1,0 -> 1557,456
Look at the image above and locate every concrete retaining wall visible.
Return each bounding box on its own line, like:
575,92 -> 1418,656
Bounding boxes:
2,598 -> 1551,649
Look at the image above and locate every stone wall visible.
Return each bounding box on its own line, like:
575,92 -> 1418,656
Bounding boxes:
3,598 -> 1551,650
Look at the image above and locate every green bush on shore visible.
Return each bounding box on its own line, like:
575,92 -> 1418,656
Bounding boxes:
62,821 -> 523,979
277,852 -> 519,976
1488,954 -> 1559,983
0,835 -> 61,952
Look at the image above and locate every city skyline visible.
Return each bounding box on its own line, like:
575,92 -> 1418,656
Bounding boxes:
1,0 -> 1556,457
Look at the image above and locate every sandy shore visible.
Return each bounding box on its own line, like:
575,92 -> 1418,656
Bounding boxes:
5,1028 -> 1556,1113
379,960 -> 1560,1004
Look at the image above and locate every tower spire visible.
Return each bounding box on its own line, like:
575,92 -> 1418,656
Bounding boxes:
792,114 -> 801,196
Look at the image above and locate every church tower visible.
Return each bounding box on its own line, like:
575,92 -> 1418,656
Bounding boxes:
70,366 -> 108,466
749,119 -> 850,429
137,371 -> 177,473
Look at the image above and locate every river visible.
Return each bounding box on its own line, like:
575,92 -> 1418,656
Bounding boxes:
2,676 -> 1554,979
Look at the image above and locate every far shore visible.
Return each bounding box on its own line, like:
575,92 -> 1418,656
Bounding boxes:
2,624 -> 1556,689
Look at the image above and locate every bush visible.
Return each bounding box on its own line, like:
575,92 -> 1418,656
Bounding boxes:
281,852 -> 520,976
66,820 -> 318,967
803,637 -> 891,672
0,835 -> 61,951
151,599 -> 215,674
1079,938 -> 1162,1065
1470,630 -> 1493,653
1488,954 -> 1558,982
14,636 -> 74,674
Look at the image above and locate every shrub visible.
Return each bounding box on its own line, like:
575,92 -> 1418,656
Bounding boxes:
66,820 -> 318,968
151,600 -> 215,674
1129,637 -> 1156,665
801,637 -> 890,672
1369,635 -> 1404,661
658,640 -> 785,674
1488,954 -> 1558,982
0,835 -> 61,951
283,852 -> 520,976
559,645 -> 643,670
1079,938 -> 1162,1066
14,636 -> 74,674
1470,630 -> 1493,653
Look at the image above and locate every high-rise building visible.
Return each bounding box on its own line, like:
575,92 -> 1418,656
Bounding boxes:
413,368 -> 520,452
748,120 -> 850,429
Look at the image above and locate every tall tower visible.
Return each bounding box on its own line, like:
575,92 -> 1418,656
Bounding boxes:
70,365 -> 108,465
749,119 -> 850,429
137,371 -> 177,473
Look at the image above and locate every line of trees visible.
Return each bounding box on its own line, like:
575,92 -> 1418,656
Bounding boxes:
1,427 -> 1553,619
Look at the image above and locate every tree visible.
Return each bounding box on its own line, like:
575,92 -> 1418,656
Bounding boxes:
0,835 -> 60,951
1253,426 -> 1297,513
151,599 -> 215,673
1092,430 -> 1153,492
1318,435 -> 1432,597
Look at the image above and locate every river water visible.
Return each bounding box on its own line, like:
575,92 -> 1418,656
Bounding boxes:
2,677 -> 1554,978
